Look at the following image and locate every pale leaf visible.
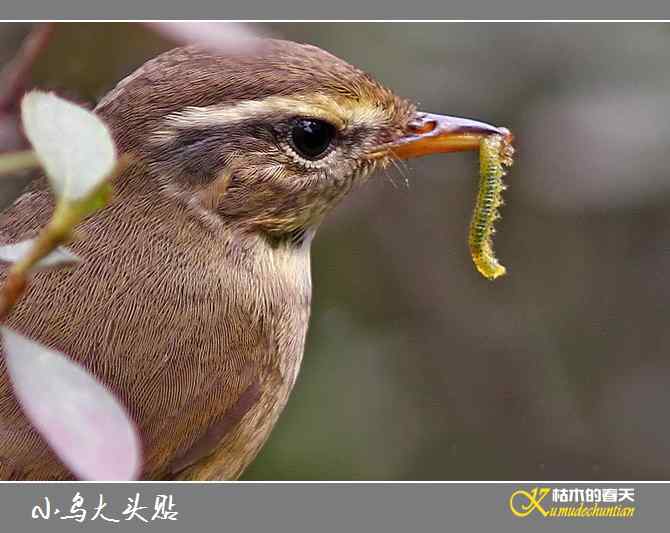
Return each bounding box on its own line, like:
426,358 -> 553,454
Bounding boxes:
146,21 -> 265,54
1,327 -> 141,480
20,91 -> 116,200
0,239 -> 80,270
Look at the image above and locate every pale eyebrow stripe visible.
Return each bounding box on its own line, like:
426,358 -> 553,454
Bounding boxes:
152,93 -> 389,143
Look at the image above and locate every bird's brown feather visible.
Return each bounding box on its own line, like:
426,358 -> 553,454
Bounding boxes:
0,164 -> 310,479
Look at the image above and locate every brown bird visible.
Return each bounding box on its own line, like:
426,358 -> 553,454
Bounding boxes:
0,39 -> 502,480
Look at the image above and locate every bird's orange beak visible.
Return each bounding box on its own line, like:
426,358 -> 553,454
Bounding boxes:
380,112 -> 510,160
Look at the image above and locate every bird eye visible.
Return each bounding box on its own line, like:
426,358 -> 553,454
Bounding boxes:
289,118 -> 336,160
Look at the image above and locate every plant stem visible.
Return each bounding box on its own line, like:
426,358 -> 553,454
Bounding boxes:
0,150 -> 40,176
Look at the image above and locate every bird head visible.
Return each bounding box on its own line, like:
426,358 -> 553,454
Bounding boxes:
97,39 -> 504,243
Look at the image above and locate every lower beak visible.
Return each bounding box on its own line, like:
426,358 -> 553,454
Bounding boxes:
381,112 -> 509,160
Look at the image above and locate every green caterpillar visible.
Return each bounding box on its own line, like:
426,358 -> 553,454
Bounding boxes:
468,133 -> 514,280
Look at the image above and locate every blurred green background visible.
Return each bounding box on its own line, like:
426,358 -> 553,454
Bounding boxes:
1,22 -> 669,480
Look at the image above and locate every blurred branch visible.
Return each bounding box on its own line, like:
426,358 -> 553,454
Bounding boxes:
0,23 -> 55,112
0,24 -> 55,154
0,150 -> 39,175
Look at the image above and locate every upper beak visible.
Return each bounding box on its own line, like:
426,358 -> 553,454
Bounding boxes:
379,112 -> 510,160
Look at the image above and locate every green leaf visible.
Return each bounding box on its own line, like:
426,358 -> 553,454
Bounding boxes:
50,181 -> 114,235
